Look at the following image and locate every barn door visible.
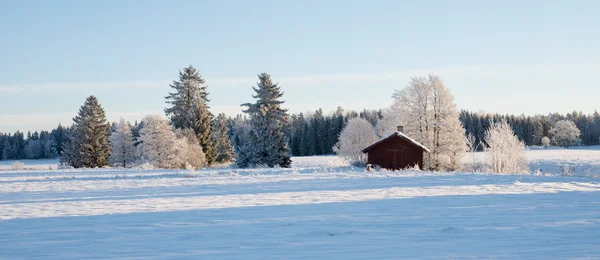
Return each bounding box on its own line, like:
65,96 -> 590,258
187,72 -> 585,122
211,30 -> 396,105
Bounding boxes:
388,149 -> 404,170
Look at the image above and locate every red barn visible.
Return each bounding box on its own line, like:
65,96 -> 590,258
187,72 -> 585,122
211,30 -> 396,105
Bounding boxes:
361,127 -> 430,170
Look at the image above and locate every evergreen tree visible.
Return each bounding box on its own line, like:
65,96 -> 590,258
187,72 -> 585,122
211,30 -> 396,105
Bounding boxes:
300,122 -> 312,156
51,124 -> 68,156
212,113 -> 235,163
2,139 -> 11,160
61,96 -> 111,168
236,73 -> 291,168
164,65 -> 217,165
194,101 -> 217,165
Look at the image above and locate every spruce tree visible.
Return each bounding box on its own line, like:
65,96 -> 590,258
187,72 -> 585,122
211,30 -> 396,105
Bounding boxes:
2,139 -> 11,160
194,101 -> 217,164
165,65 -> 217,165
212,113 -> 235,163
61,96 -> 111,168
236,73 -> 291,168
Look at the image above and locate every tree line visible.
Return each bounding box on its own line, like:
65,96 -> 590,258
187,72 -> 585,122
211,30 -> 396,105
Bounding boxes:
0,124 -> 69,161
460,110 -> 600,149
1,108 -> 597,163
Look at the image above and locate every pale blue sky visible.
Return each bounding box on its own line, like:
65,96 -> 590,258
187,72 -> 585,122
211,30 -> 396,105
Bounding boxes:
1,0 -> 599,132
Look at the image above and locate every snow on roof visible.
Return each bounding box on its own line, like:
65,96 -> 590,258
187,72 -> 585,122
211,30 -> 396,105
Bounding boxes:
361,132 -> 430,153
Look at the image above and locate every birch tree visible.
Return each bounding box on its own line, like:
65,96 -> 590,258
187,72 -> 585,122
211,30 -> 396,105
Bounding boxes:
380,75 -> 467,171
333,117 -> 377,165
109,118 -> 137,167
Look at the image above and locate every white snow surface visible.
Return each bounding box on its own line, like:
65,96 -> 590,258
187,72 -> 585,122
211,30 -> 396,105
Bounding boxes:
1,154 -> 600,259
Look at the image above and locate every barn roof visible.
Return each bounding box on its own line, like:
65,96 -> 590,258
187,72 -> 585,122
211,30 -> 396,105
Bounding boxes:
361,132 -> 430,153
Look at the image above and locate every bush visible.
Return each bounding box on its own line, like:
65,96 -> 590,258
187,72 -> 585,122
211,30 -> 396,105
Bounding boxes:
10,161 -> 25,170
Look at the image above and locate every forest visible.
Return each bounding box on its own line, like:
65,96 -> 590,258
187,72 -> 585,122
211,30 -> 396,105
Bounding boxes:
1,108 -> 598,161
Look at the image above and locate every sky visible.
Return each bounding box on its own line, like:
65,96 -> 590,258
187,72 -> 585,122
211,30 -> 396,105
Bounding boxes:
1,0 -> 599,133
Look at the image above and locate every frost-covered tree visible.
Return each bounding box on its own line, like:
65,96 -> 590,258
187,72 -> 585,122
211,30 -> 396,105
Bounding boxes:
137,115 -> 181,169
109,118 -> 137,168
484,121 -> 529,174
24,140 -> 43,159
175,128 -> 207,169
381,75 -> 467,171
212,113 -> 235,164
541,136 -> 551,148
333,117 -> 377,165
549,120 -> 581,148
61,96 -> 111,168
137,115 -> 207,169
236,73 -> 291,168
164,65 -> 217,165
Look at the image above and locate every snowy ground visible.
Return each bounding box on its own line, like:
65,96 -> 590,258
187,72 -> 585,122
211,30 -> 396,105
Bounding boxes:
463,146 -> 600,178
1,153 -> 600,259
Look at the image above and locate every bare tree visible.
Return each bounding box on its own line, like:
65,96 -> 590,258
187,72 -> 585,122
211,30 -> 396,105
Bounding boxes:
381,75 -> 467,171
333,118 -> 377,166
109,118 -> 137,168
484,121 -> 529,174
466,133 -> 481,172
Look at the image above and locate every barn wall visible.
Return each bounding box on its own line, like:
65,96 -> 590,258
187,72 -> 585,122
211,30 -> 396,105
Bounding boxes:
367,135 -> 424,170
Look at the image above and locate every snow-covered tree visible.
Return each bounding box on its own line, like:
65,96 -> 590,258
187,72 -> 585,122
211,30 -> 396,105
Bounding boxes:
381,75 -> 467,171
61,96 -> 111,168
549,120 -> 581,148
137,115 -> 181,169
109,118 -> 137,168
137,115 -> 207,169
484,121 -> 529,174
165,65 -> 217,165
375,107 -> 400,138
236,73 -> 291,168
541,136 -> 551,148
24,140 -> 43,159
212,113 -> 235,164
333,117 -> 377,165
175,128 -> 207,169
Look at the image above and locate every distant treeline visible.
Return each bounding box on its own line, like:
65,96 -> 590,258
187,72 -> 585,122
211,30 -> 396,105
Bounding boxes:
227,107 -> 381,157
2,109 -> 600,161
461,110 -> 600,149
0,124 -> 69,160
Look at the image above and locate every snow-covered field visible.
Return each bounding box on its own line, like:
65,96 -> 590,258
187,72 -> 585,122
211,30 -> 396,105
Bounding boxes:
463,146 -> 600,178
1,152 -> 600,259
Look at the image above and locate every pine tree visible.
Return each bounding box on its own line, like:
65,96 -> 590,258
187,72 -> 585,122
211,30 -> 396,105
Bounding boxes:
236,73 -> 292,168
61,96 -> 111,168
2,139 -> 11,160
109,118 -> 137,167
164,65 -> 217,165
51,124 -> 68,156
212,113 -> 235,164
194,101 -> 217,165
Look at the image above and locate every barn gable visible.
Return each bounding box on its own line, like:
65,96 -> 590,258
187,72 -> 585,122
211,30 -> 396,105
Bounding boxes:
361,132 -> 430,153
